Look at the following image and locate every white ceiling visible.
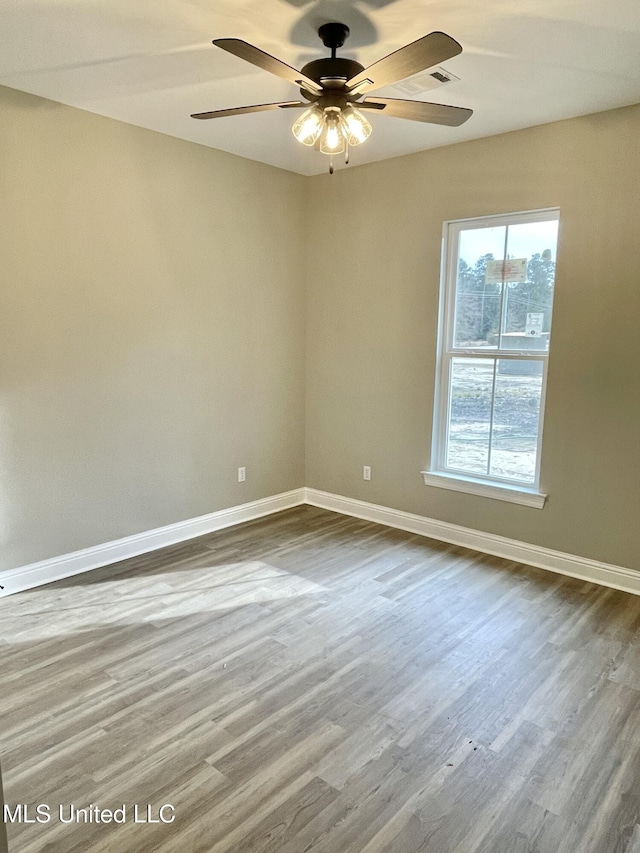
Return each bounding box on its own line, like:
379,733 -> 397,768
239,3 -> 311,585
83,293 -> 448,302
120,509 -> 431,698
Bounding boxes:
2,0 -> 640,175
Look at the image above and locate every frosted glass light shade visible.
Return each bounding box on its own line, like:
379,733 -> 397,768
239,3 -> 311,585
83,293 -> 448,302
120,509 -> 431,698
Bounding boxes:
341,106 -> 372,145
292,106 -> 323,145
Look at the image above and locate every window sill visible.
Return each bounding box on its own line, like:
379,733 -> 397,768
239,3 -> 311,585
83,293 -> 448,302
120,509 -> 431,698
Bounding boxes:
421,471 -> 547,509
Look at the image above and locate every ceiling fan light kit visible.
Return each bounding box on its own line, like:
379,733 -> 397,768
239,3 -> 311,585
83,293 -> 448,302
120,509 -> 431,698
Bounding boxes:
191,21 -> 472,173
292,103 -> 372,171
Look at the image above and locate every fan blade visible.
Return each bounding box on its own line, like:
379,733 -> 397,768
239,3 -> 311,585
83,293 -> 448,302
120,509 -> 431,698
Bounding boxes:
346,32 -> 462,94
213,39 -> 322,95
191,101 -> 306,120
362,97 -> 472,126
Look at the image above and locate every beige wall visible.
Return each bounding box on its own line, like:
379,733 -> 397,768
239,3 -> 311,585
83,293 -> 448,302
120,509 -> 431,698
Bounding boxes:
0,759 -> 7,853
305,104 -> 640,571
0,85 -> 306,570
2,85 -> 638,576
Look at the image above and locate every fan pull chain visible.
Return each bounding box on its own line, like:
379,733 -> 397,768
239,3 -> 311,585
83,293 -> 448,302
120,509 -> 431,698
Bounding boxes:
329,155 -> 334,175
345,139 -> 350,165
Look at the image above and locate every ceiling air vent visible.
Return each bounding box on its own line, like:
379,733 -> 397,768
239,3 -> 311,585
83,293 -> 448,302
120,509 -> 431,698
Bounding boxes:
391,66 -> 460,96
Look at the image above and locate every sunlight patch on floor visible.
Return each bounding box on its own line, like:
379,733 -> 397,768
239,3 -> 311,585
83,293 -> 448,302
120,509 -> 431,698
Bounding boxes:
0,561 -> 326,642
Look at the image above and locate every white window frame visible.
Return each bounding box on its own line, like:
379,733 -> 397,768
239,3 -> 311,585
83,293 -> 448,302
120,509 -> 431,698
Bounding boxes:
423,207 -> 560,508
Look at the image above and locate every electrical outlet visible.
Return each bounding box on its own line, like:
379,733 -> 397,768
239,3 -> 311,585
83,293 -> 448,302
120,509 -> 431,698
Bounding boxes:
238,466 -> 246,483
363,465 -> 371,481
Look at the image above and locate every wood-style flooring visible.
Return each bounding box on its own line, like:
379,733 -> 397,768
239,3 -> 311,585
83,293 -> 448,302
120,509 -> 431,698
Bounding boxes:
2,506 -> 640,852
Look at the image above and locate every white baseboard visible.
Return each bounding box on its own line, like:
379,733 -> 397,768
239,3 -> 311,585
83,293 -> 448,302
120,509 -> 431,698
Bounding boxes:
304,488 -> 640,597
2,486 -> 638,598
0,488 -> 306,597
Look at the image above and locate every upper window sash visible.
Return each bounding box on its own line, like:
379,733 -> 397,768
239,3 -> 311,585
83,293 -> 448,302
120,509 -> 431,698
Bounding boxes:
441,208 -> 559,355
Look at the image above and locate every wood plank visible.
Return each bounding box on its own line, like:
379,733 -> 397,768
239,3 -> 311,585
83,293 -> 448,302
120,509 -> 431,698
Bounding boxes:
2,505 -> 639,852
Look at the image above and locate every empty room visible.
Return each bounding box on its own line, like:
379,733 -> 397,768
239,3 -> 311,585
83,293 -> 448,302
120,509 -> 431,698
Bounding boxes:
1,1 -> 640,851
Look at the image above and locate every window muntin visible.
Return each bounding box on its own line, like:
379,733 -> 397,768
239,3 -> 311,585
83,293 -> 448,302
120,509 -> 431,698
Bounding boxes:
433,209 -> 559,490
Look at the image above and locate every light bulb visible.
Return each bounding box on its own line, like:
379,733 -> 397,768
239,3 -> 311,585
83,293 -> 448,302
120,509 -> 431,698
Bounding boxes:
292,106 -> 323,146
319,111 -> 346,155
341,106 -> 372,146
326,125 -> 341,149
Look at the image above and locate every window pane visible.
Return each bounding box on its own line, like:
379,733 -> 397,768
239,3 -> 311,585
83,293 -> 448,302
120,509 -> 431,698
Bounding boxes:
446,358 -> 495,475
501,219 -> 558,352
489,359 -> 544,483
454,226 -> 505,348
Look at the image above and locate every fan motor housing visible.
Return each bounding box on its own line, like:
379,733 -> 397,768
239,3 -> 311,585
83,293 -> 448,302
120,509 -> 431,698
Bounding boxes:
300,58 -> 365,88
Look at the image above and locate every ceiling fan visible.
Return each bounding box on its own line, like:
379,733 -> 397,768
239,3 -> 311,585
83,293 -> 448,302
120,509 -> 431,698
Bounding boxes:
191,22 -> 472,172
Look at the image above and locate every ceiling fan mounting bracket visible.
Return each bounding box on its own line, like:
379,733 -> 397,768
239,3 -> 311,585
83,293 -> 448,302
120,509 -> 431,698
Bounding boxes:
318,22 -> 350,52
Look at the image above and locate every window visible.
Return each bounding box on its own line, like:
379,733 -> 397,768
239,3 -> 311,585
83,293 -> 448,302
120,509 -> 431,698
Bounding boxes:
425,208 -> 559,507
